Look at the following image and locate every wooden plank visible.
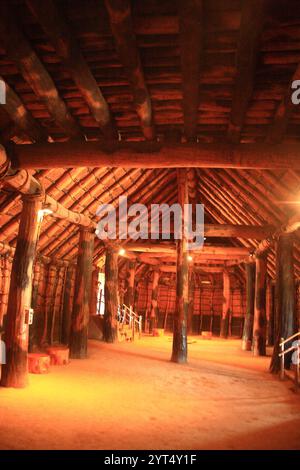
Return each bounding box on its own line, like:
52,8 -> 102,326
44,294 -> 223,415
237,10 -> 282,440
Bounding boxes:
26,0 -> 116,140
228,0 -> 266,143
10,141 -> 300,169
104,0 -> 155,140
178,0 -> 203,141
0,2 -> 81,139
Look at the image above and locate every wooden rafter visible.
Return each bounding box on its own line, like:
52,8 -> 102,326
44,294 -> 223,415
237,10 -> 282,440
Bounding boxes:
178,0 -> 203,142
26,0 -> 116,140
228,0 -> 266,143
104,0 -> 155,140
0,2 -> 81,139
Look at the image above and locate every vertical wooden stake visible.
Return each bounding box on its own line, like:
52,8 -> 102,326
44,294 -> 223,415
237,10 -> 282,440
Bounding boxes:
252,254 -> 267,356
220,271 -> 230,338
242,261 -> 256,350
103,244 -> 119,343
270,234 -> 296,373
0,194 -> 42,388
29,260 -> 41,352
266,278 -> 274,346
171,169 -> 189,363
70,228 -> 94,359
187,269 -> 195,335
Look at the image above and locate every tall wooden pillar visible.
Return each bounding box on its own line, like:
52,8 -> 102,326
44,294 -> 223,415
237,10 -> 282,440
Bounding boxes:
103,244 -> 119,343
69,228 -> 94,359
220,271 -> 230,338
124,261 -> 136,308
187,270 -> 195,335
171,169 -> 189,363
270,234 -> 296,373
0,194 -> 42,388
252,254 -> 267,356
266,278 -> 274,346
89,267 -> 100,316
61,265 -> 74,345
29,260 -> 41,352
242,261 -> 256,350
150,269 -> 160,331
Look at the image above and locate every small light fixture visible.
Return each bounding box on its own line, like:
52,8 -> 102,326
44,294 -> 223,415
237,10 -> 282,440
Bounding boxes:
38,204 -> 53,221
187,255 -> 193,262
119,248 -> 126,256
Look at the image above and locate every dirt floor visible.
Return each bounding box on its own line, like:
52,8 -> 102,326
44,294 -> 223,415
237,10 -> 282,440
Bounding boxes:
0,336 -> 300,450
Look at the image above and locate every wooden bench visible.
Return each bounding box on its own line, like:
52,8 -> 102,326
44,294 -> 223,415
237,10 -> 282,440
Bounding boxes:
28,353 -> 50,374
46,345 -> 69,365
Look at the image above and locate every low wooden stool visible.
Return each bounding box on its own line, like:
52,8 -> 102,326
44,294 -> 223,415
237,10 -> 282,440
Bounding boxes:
152,328 -> 164,337
28,353 -> 50,374
46,345 -> 69,365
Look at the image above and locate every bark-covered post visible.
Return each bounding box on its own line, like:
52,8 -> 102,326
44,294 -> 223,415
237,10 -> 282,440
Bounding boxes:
150,269 -> 160,332
1,194 -> 42,388
29,260 -> 41,352
61,265 -> 74,345
266,278 -> 274,346
187,270 -> 195,335
89,267 -> 100,316
220,270 -> 230,338
242,261 -> 256,350
252,254 -> 267,356
171,169 -> 189,363
270,234 -> 296,373
124,261 -> 136,309
69,228 -> 94,359
103,243 -> 119,343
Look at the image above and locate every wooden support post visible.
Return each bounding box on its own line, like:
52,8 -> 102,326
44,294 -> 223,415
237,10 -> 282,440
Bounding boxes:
187,270 -> 195,335
270,234 -> 296,373
220,271 -> 230,338
89,267 -> 100,316
69,228 -> 94,359
124,261 -> 136,309
171,169 -> 189,363
149,269 -> 160,332
0,194 -> 42,388
242,261 -> 256,350
266,278 -> 274,346
103,244 -> 119,343
61,266 -> 74,345
29,260 -> 41,352
252,254 -> 267,356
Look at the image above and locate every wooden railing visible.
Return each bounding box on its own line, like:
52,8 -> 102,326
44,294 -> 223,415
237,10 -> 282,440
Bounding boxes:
279,332 -> 300,391
118,304 -> 142,339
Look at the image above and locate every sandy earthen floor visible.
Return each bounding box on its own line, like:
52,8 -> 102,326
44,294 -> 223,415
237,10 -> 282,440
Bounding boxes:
0,336 -> 300,450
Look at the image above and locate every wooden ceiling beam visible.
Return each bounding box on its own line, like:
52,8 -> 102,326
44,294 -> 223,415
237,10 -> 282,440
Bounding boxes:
104,0 -> 155,140
178,0 -> 203,142
0,78 -> 48,143
26,0 -> 116,140
124,243 -> 249,256
0,2 -> 81,139
266,63 -> 300,143
228,0 -> 266,143
9,141 -> 300,169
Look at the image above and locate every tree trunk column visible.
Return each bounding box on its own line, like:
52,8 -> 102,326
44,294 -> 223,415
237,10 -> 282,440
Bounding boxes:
124,261 -> 136,309
70,228 -> 94,359
1,194 -> 42,388
270,234 -> 296,373
220,270 -> 230,338
149,269 -> 160,332
103,244 -> 119,343
242,261 -> 256,350
252,254 -> 267,356
171,169 -> 189,363
89,267 -> 100,316
61,265 -> 74,345
187,270 -> 195,335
